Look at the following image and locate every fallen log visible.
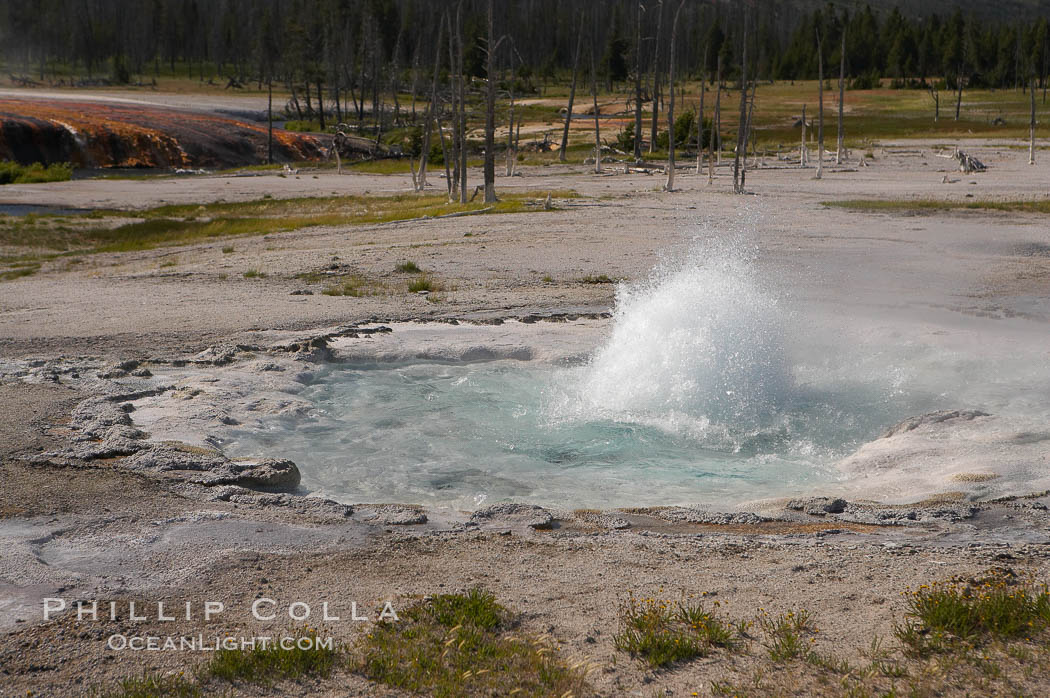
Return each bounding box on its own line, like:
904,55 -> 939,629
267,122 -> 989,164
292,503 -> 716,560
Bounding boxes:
936,147 -> 986,173
953,148 -> 986,173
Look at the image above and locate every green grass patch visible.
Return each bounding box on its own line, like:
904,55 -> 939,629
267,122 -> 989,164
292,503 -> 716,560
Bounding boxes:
0,214 -> 100,251
355,587 -> 590,698
0,190 -> 579,259
824,199 -> 1050,214
283,119 -> 329,133
394,260 -> 422,273
578,274 -> 616,284
894,568 -> 1050,656
205,627 -> 336,685
758,609 -> 815,662
345,158 -> 415,174
95,672 -> 201,698
614,594 -> 744,668
0,262 -> 40,281
243,268 -> 265,278
407,273 -> 442,293
321,274 -> 384,297
0,160 -> 73,184
215,164 -> 283,175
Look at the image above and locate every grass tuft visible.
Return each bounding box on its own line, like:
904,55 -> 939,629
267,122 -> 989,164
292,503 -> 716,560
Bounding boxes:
824,198 -> 1050,214
322,274 -> 383,297
578,274 -> 616,285
408,273 -> 442,293
205,627 -> 336,685
395,260 -> 422,273
894,567 -> 1050,656
0,262 -> 40,281
758,609 -> 814,662
95,672 -> 201,698
0,160 -> 73,184
0,191 -> 581,258
614,594 -> 744,668
242,268 -> 265,278
356,587 -> 589,698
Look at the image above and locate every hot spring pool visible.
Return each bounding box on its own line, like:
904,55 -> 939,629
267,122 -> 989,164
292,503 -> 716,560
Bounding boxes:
222,358 -> 947,510
220,247 -> 993,510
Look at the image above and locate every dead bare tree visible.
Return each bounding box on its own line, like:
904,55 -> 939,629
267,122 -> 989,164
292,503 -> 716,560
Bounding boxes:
437,114 -> 452,197
748,86 -> 758,169
836,28 -> 845,164
649,0 -> 664,154
800,103 -> 807,165
954,71 -> 964,121
633,1 -> 645,160
1031,77 -> 1038,165
446,3 -> 467,203
590,12 -> 602,174
696,70 -> 706,175
389,27 -> 402,126
355,21 -> 367,125
815,28 -> 824,180
705,74 -> 716,181
371,32 -> 381,131
732,7 -> 749,193
447,9 -> 460,200
714,54 -> 722,167
483,0 -> 499,203
415,15 -> 446,191
928,84 -> 940,122
267,78 -> 274,165
457,3 -> 467,204
665,0 -> 686,191
506,41 -> 519,177
408,34 -> 421,122
559,12 -> 584,163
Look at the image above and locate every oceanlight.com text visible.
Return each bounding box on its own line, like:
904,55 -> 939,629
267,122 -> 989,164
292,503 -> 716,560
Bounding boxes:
106,634 -> 335,652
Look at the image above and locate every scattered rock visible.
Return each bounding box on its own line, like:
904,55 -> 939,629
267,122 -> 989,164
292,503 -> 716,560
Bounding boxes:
362,504 -> 428,525
573,511 -> 631,529
226,459 -> 301,492
71,397 -> 133,437
881,410 -> 990,438
123,446 -> 301,493
470,503 -> 554,530
189,484 -> 253,501
834,503 -> 978,526
123,444 -> 228,473
656,507 -> 771,525
226,492 -> 353,520
192,345 -> 241,365
786,497 -> 847,516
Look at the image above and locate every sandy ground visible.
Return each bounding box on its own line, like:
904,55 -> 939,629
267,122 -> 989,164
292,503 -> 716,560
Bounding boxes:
2,139 -> 1050,696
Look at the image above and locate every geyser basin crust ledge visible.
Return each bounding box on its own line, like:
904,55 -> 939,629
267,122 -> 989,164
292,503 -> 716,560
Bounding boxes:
9,311 -> 1049,518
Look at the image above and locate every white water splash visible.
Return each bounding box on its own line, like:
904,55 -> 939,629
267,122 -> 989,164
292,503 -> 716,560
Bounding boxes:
556,240 -> 791,443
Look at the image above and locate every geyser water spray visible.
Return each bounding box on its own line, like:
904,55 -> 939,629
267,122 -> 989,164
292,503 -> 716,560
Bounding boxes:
557,240 -> 792,445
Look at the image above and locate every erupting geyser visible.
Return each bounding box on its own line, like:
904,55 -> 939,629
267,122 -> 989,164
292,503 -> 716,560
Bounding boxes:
564,243 -> 791,435
205,237 -> 1050,509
